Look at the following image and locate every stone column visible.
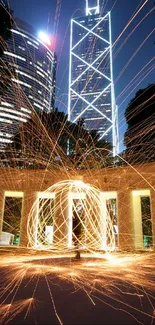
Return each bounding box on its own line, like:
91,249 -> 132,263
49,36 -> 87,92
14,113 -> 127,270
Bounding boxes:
150,189 -> 155,251
84,193 -> 99,250
0,190 -> 5,236
99,196 -> 107,250
20,191 -> 38,247
132,195 -> 143,249
53,191 -> 70,249
117,188 -> 135,251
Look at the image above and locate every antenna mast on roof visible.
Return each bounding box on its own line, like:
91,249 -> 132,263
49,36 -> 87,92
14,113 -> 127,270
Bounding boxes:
86,0 -> 100,16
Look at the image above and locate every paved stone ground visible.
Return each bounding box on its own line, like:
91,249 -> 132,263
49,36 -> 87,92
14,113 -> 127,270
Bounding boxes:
0,247 -> 155,325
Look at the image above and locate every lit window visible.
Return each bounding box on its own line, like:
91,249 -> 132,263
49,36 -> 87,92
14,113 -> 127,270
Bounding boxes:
4,51 -> 26,61
37,61 -> 43,67
0,113 -> 27,122
1,102 -> 14,107
37,70 -> 46,78
11,29 -> 39,46
11,29 -> 27,38
34,102 -> 43,110
0,132 -> 12,138
18,45 -> 25,51
27,41 -> 38,49
0,107 -> 29,118
11,78 -> 32,88
0,138 -> 13,143
0,118 -> 12,124
15,70 -> 50,91
21,107 -> 31,114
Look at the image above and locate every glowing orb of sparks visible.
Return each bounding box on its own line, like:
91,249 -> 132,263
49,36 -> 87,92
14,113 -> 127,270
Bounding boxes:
27,180 -> 115,252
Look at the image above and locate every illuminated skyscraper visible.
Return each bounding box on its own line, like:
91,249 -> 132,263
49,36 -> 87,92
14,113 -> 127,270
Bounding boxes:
0,19 -> 56,151
68,0 -> 118,155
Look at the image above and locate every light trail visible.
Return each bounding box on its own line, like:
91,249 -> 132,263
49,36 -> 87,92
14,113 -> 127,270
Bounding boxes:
0,251 -> 155,324
113,7 -> 155,60
56,8 -> 83,72
113,0 -> 149,47
0,2 -> 155,323
116,57 -> 155,102
27,180 -> 115,251
117,63 -> 155,111
115,28 -> 155,84
53,0 -> 62,52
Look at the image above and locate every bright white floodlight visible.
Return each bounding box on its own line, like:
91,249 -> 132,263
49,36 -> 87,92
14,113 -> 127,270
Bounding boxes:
38,31 -> 51,46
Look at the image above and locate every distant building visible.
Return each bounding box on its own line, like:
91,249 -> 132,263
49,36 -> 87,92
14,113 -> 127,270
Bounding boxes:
0,18 -> 56,151
68,0 -> 118,155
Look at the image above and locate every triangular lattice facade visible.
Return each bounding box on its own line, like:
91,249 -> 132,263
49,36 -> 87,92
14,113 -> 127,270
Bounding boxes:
68,6 -> 118,155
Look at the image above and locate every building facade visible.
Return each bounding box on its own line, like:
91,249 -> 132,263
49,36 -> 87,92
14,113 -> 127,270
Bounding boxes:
0,19 -> 56,151
68,0 -> 118,155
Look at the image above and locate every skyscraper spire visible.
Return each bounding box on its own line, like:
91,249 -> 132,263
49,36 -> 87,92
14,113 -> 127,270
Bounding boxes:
85,0 -> 100,16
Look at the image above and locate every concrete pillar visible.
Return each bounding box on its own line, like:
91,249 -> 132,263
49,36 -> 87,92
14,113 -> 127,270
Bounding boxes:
150,189 -> 155,251
20,191 -> 38,247
0,190 -> 5,235
83,193 -> 100,250
99,196 -> 107,250
117,188 -> 135,251
132,195 -> 143,249
53,191 -> 70,249
88,195 -> 101,250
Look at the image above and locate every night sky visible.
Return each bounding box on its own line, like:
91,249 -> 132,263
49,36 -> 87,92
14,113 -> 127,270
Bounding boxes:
8,0 -> 155,151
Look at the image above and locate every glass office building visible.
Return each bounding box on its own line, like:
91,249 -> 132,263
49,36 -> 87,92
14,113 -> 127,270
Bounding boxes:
68,0 -> 118,155
0,19 -> 56,151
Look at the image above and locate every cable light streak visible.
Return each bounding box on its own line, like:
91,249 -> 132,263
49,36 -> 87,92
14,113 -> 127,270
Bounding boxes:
115,28 -> 155,84
110,0 -> 118,12
44,272 -> 63,325
53,0 -> 62,52
117,63 -> 155,110
116,154 -> 155,191
113,0 -> 149,48
113,7 -> 155,60
56,8 -> 83,73
116,57 -> 155,102
125,94 -> 154,126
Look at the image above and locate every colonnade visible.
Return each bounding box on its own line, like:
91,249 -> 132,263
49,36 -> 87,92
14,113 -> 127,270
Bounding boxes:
0,186 -> 155,251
